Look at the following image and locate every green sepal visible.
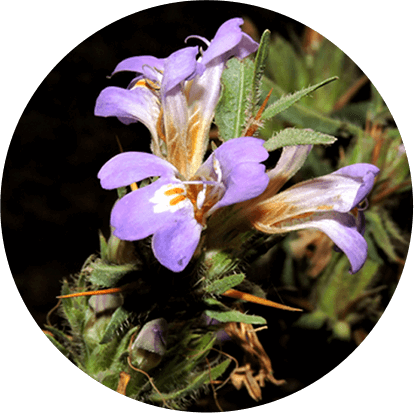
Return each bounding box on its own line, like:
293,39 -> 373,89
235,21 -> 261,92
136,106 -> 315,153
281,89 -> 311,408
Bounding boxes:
263,127 -> 337,151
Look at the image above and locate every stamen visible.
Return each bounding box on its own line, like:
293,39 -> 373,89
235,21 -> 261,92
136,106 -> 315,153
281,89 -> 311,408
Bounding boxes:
164,187 -> 185,196
170,195 -> 187,206
185,35 -> 210,47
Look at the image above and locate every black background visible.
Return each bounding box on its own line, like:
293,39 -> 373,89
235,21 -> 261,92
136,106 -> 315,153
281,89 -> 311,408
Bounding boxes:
1,2 -> 413,410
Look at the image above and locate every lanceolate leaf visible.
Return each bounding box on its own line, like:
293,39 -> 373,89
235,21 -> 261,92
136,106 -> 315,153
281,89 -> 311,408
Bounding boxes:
251,29 -> 271,110
264,127 -> 337,151
204,273 -> 245,294
215,58 -> 255,141
261,76 -> 338,120
205,309 -> 266,325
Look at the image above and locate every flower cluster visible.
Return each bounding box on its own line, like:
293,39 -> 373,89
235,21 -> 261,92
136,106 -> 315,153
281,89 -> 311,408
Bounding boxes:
95,18 -> 259,179
96,18 -> 379,274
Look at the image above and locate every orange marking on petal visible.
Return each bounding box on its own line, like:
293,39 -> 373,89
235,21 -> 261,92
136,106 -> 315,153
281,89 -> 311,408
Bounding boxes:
317,205 -> 333,211
169,195 -> 186,206
164,187 -> 185,196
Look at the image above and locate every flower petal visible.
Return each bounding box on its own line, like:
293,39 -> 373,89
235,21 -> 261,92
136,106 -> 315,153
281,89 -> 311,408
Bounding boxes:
195,137 -> 269,213
110,180 -> 173,240
265,164 -> 378,216
98,152 -> 177,190
213,162 -> 269,211
255,210 -> 367,274
152,217 -> 202,272
110,178 -> 193,241
267,145 -> 312,183
94,86 -> 160,134
212,137 -> 269,175
305,213 -> 368,273
112,55 -> 165,80
161,47 -> 204,94
200,18 -> 258,65
332,163 -> 380,208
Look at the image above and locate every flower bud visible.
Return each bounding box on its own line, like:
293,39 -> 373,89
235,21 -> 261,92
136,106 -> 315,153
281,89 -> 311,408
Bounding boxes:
83,293 -> 124,346
130,318 -> 168,371
88,293 -> 124,315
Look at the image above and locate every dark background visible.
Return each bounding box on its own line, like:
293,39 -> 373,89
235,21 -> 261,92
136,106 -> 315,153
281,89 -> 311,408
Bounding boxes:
1,1 -> 396,411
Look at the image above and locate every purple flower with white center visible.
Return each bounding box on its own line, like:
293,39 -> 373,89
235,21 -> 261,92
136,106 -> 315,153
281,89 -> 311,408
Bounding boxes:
241,145 -> 380,274
98,137 -> 269,272
94,18 -> 259,179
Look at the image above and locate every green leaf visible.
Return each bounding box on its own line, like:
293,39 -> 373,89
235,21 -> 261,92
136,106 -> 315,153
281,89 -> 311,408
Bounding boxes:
150,359 -> 231,404
261,76 -> 362,137
89,260 -> 138,287
263,127 -> 337,151
205,309 -> 266,325
366,210 -> 400,262
251,29 -> 271,109
261,77 -> 338,120
45,333 -> 71,357
204,273 -> 245,295
215,57 -> 255,141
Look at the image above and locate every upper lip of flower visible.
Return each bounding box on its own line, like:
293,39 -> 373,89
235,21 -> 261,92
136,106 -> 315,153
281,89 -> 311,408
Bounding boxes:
98,137 -> 269,272
94,18 -> 259,179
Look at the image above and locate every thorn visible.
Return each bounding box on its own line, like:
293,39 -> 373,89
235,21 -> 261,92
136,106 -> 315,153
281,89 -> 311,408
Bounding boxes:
221,289 -> 303,312
57,286 -> 124,299
244,88 -> 273,136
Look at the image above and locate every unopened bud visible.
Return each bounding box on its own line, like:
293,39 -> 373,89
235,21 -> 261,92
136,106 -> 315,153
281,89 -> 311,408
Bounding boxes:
84,293 -> 124,346
88,293 -> 124,315
130,318 -> 168,371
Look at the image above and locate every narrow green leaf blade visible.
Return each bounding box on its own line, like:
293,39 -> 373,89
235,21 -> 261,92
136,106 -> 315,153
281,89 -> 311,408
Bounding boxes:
264,127 -> 337,151
204,273 -> 245,294
261,76 -> 338,120
251,29 -> 271,109
215,58 -> 254,141
205,309 -> 266,325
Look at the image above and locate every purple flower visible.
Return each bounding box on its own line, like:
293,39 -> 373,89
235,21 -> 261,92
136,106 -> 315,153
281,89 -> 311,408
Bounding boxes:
98,138 -> 269,272
94,18 -> 259,179
243,145 -> 380,273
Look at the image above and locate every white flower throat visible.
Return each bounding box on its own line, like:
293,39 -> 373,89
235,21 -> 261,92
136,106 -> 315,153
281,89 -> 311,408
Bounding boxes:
149,155 -> 225,224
